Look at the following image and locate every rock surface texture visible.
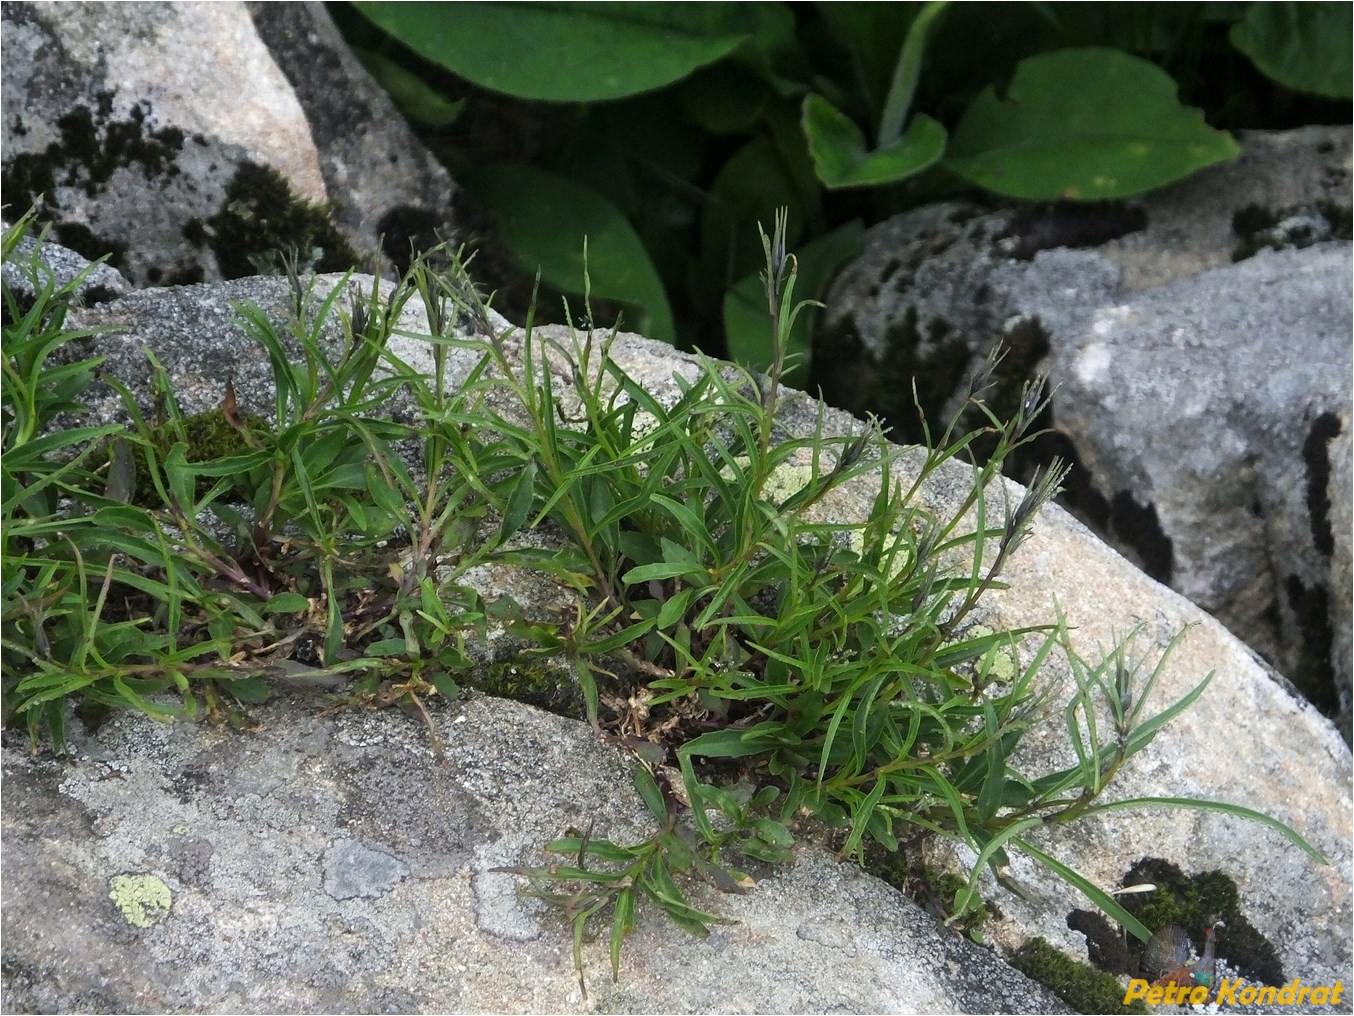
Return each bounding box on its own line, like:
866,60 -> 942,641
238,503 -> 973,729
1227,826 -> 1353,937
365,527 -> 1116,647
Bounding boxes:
820,125 -> 1354,735
1,696 -> 1073,1015
2,246 -> 1350,1012
1,1 -> 454,286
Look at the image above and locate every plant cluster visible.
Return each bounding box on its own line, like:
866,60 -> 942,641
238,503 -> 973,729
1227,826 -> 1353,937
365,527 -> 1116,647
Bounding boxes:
338,1 -> 1351,379
1,211 -> 1323,996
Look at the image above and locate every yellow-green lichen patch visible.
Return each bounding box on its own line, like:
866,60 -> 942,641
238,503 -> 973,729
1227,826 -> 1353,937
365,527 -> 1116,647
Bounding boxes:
108,873 -> 172,927
954,623 -> 1019,683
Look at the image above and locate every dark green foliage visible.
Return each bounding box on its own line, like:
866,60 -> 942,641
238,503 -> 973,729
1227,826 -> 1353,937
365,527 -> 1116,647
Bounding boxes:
336,0 -> 1349,378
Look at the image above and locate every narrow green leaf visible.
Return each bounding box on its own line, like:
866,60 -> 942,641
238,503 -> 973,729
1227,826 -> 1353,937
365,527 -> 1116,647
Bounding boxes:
723,220 -> 864,384
877,1 -> 950,144
1080,796 -> 1326,863
1014,837 -> 1153,944
975,701 -> 1007,823
633,765 -> 669,823
952,816 -> 1044,922
498,456 -> 538,544
610,886 -> 636,980
623,561 -> 702,584
843,777 -> 887,858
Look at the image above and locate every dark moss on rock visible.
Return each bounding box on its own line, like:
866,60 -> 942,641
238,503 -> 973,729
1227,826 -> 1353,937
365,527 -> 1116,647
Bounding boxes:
196,161 -> 357,280
1011,937 -> 1148,1015
1231,201 -> 1354,260
1119,858 -> 1285,986
1000,202 -> 1147,261
466,659 -> 585,721
2,91 -> 190,255
1284,575 -> 1337,715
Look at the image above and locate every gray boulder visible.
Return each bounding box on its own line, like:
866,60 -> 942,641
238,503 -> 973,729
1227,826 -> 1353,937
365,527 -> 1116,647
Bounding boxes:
1,1 -> 454,286
5,264 -> 1350,1011
1,695 -> 1073,1014
1039,243 -> 1352,721
818,126 -> 1353,734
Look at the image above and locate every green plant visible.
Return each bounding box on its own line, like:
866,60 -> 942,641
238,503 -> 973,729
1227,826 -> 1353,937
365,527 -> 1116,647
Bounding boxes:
338,1 -> 1350,377
2,211 -> 1325,1000
412,212 -> 1324,991
2,216 -> 504,747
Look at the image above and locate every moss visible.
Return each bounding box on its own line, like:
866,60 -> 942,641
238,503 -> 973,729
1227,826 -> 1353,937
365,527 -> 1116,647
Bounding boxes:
861,849 -> 994,937
835,307 -> 973,448
1284,575 -> 1337,714
105,406 -> 270,508
1120,858 -> 1284,985
193,161 -> 357,280
1011,937 -> 1148,1014
467,658 -> 585,720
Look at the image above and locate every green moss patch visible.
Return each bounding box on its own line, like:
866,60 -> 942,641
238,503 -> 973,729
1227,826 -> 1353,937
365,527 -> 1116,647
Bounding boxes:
1120,858 -> 1284,986
1012,937 -> 1148,1014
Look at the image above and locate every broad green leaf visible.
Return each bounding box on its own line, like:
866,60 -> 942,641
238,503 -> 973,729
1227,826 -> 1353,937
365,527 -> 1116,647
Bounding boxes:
946,48 -> 1240,200
352,2 -> 754,102
458,165 -> 675,344
263,592 -> 311,615
681,64 -> 770,134
353,48 -> 466,128
700,133 -> 811,287
802,93 -> 947,189
680,723 -> 784,759
222,676 -> 270,704
1230,2 -> 1352,99
428,672 -> 460,700
657,587 -> 697,629
722,220 -> 863,385
364,638 -> 411,657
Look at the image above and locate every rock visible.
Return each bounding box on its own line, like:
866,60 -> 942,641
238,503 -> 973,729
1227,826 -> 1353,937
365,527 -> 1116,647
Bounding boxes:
245,2 -> 457,275
817,126 -> 1353,733
1097,125 -> 1352,292
8,267 -> 1350,1010
0,695 -> 1073,1014
1041,244 -> 1353,721
1,217 -> 130,308
1,1 -> 455,287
